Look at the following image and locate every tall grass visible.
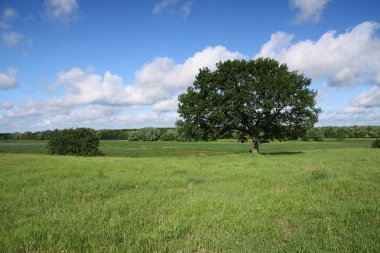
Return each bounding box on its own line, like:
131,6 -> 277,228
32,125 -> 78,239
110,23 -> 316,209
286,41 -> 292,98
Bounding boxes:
0,140 -> 379,252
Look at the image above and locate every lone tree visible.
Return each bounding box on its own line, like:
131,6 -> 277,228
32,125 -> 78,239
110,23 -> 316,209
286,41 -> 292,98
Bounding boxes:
47,128 -> 103,156
177,58 -> 321,154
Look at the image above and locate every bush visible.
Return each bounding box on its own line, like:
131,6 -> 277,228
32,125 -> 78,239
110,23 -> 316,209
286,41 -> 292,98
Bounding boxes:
371,138 -> 380,148
47,128 -> 103,156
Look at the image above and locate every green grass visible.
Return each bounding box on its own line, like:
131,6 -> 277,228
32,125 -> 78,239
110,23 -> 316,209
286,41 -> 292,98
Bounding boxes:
1,139 -> 379,252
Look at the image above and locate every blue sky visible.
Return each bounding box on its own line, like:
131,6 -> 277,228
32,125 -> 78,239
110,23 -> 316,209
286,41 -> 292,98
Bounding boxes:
0,0 -> 379,132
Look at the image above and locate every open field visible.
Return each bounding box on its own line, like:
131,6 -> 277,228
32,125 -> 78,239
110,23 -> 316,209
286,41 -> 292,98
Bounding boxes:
1,139 -> 379,252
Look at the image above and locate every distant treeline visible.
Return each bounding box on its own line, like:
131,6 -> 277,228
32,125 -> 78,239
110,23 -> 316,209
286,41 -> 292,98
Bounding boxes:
0,128 -> 182,141
302,126 -> 380,141
0,125 -> 379,141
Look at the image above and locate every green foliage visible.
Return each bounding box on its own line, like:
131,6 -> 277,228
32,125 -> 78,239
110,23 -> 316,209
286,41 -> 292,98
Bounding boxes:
336,128 -> 346,140
2,125 -> 380,141
313,129 -> 325,141
47,128 -> 103,156
127,128 -> 161,141
139,127 -> 161,141
301,133 -> 310,141
127,130 -> 141,141
160,129 -> 179,141
98,129 -> 129,140
371,138 -> 380,148
178,58 -> 320,153
303,128 -> 325,141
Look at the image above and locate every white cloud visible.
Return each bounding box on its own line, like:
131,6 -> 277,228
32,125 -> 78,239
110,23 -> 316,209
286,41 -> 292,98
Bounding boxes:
290,0 -> 329,23
1,31 -> 22,46
256,21 -> 380,87
56,45 -> 243,107
352,86 -> 380,108
318,107 -> 380,126
0,46 -> 243,131
152,96 -> 179,112
2,7 -> 17,20
45,0 -> 78,23
0,68 -> 19,89
1,102 -> 13,110
153,0 -> 177,14
153,0 -> 193,17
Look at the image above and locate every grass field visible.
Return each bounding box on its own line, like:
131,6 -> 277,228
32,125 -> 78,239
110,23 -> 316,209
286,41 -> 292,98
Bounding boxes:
1,139 -> 379,252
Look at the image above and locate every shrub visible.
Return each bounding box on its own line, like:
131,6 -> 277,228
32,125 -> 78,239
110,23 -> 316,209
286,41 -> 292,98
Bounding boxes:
371,138 -> 380,148
47,128 -> 103,156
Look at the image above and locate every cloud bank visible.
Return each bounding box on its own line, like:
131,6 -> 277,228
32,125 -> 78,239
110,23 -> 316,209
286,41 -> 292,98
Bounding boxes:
1,20 -> 380,131
1,46 -> 243,131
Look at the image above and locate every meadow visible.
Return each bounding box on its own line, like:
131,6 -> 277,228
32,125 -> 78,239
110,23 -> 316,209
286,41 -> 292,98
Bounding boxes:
0,139 -> 379,252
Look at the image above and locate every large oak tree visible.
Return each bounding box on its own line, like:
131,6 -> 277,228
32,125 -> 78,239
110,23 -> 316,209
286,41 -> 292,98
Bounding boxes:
177,58 -> 321,154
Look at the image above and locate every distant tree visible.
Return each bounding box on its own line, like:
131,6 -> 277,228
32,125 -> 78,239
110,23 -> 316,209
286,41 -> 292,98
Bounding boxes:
127,130 -> 141,141
336,128 -> 346,140
323,127 -> 336,138
312,129 -> 325,141
140,127 -> 161,141
177,58 -> 320,154
160,129 -> 179,141
47,128 -> 103,156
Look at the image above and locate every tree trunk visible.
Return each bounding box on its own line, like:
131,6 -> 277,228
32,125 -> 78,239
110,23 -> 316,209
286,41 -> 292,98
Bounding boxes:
251,137 -> 259,154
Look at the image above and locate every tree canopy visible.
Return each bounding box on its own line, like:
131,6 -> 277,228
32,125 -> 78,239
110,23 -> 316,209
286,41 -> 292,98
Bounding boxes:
177,58 -> 321,154
47,128 -> 103,156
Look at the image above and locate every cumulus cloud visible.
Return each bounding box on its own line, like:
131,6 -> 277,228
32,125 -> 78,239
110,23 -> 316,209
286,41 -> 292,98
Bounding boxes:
290,0 -> 329,23
45,0 -> 78,23
0,68 -> 19,89
0,46 -> 242,131
256,21 -> 380,87
258,21 -> 380,125
152,96 -> 179,112
56,45 -> 243,107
